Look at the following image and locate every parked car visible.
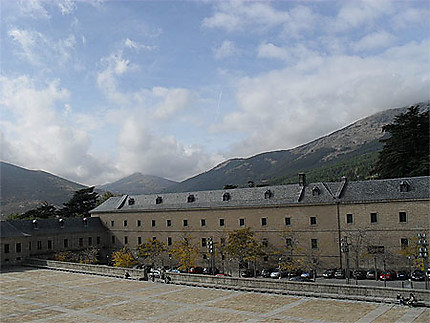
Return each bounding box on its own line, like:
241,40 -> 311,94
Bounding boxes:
287,269 -> 302,278
411,270 -> 425,281
216,273 -> 231,277
366,269 -> 381,280
241,269 -> 258,278
289,276 -> 314,282
380,270 -> 397,281
203,267 -> 219,275
167,268 -> 180,274
261,268 -> 274,278
322,268 -> 336,278
188,266 -> 204,274
396,270 -> 410,280
334,269 -> 346,279
301,271 -> 316,279
352,270 -> 367,280
270,269 -> 288,279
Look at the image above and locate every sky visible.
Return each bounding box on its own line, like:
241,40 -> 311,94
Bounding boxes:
1,0 -> 429,186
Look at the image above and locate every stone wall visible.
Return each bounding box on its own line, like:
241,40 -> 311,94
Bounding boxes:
24,258 -> 429,306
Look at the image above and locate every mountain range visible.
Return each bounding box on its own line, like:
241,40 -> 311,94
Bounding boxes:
1,102 -> 428,217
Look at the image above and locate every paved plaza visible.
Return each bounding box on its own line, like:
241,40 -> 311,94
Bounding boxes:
0,268 -> 428,323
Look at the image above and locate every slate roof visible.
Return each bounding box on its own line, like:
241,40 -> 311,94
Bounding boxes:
91,176 -> 429,214
0,217 -> 107,238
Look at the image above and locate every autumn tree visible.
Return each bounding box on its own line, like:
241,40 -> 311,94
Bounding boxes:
225,227 -> 264,276
376,105 -> 429,178
136,238 -> 167,267
111,247 -> 137,268
277,229 -> 306,271
170,234 -> 199,272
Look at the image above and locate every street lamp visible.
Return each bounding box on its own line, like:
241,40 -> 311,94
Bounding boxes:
407,256 -> 413,289
418,233 -> 428,290
341,236 -> 350,284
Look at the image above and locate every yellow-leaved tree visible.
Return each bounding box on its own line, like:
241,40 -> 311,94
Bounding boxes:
111,247 -> 137,268
170,233 -> 199,273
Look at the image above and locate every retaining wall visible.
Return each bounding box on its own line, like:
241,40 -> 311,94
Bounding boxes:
24,258 -> 429,306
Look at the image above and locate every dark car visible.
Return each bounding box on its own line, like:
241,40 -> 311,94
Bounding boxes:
411,270 -> 425,281
289,276 -> 314,282
366,269 -> 381,280
203,267 -> 219,275
396,270 -> 410,280
334,269 -> 346,279
188,266 -> 204,274
322,268 -> 336,278
352,270 -> 367,280
241,269 -> 258,278
287,269 -> 302,278
261,268 -> 274,278
380,270 -> 397,281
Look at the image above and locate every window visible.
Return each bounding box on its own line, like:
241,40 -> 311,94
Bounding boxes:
183,219 -> 188,227
167,219 -> 171,227
202,237 -> 207,247
28,242 -> 32,251
152,220 -> 156,227
63,239 -> 68,248
202,254 -> 207,260
370,212 -> 378,223
137,220 -> 141,227
285,217 -> 291,226
167,237 -> 172,246
138,236 -> 142,245
201,219 -> 206,227
220,238 -> 226,246
152,236 -> 157,241
112,236 -> 115,244
124,236 -> 128,244
346,213 -> 354,224
262,238 -> 268,247
4,244 -> 10,254
15,243 -> 21,253
399,212 -> 407,223
96,236 -> 101,245
286,238 -> 292,247
239,218 -> 245,226
310,217 -> 317,225
219,218 -> 225,227
37,240 -> 42,250
46,240 -> 52,250
401,238 -> 409,249
311,239 -> 318,249
79,238 -> 84,247
88,237 -> 93,246
261,217 -> 267,226
111,220 -> 115,227
222,192 -> 231,201
123,220 -> 128,227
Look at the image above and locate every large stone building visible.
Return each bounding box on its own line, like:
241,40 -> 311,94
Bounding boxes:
91,175 -> 429,271
1,175 -> 428,272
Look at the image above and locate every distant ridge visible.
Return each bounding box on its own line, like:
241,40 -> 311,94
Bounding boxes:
0,162 -> 86,217
163,102 -> 429,193
97,173 -> 177,195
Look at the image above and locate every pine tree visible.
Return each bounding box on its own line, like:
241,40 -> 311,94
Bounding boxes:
61,187 -> 98,217
375,105 -> 429,178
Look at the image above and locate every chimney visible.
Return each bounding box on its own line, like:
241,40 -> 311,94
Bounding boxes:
298,173 -> 307,187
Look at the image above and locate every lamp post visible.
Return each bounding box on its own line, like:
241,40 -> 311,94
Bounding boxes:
341,236 -> 350,284
407,256 -> 413,289
418,233 -> 428,290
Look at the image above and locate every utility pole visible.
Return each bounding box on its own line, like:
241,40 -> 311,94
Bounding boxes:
341,236 -> 350,284
418,233 -> 428,290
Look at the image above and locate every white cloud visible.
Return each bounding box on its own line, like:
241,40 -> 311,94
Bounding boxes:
57,0 -> 77,15
257,43 -> 289,60
0,76 -> 115,184
8,28 -> 76,67
215,40 -> 430,157
17,0 -> 49,19
214,40 -> 239,60
352,31 -> 396,52
152,87 -> 191,120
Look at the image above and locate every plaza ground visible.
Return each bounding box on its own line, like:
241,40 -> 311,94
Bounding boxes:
0,267 -> 428,323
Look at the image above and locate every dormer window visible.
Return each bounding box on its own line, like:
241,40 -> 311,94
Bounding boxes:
400,181 -> 409,192
58,218 -> 64,228
264,190 -> 272,199
187,194 -> 195,203
312,186 -> 320,196
222,192 -> 231,201
155,196 -> 163,204
82,218 -> 88,226
128,197 -> 135,205
32,219 -> 38,230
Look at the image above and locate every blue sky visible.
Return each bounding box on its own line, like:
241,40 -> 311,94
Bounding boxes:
1,0 -> 429,185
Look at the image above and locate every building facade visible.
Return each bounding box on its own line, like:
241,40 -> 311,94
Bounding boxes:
91,175 -> 429,272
